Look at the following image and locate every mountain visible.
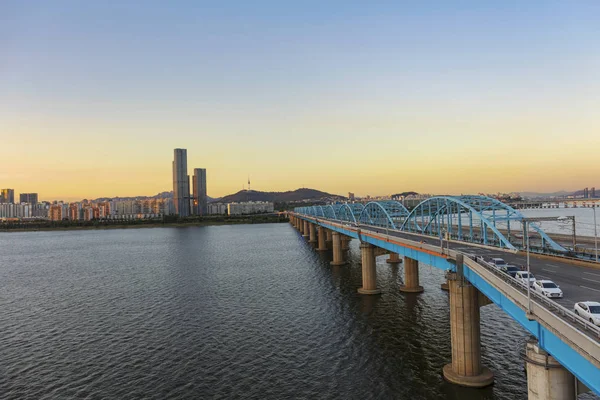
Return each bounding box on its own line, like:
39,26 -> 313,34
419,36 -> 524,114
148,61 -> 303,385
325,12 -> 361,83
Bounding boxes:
215,188 -> 345,203
520,188 -> 598,199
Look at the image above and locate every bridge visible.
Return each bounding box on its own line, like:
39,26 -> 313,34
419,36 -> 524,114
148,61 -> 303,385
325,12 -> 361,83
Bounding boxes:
289,195 -> 600,399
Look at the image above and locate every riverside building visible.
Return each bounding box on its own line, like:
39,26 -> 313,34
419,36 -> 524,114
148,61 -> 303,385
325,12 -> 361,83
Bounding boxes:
192,168 -> 207,216
227,201 -> 274,216
172,148 -> 190,217
19,193 -> 38,204
0,189 -> 15,204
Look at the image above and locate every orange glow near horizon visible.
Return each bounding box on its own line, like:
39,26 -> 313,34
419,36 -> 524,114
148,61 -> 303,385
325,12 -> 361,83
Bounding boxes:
2,106 -> 599,202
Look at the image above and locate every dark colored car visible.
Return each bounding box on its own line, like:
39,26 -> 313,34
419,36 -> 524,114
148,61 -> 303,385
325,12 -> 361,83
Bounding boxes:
501,265 -> 521,278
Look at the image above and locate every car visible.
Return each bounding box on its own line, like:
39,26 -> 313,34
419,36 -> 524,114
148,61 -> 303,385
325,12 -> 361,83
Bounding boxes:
573,301 -> 600,326
490,258 -> 507,268
515,271 -> 536,287
532,280 -> 563,298
501,265 -> 521,278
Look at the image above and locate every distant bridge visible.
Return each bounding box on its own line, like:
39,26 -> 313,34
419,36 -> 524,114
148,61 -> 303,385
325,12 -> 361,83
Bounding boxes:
300,195 -> 566,254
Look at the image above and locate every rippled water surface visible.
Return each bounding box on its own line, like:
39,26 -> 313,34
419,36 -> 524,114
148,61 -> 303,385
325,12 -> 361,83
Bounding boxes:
0,223 -> 567,399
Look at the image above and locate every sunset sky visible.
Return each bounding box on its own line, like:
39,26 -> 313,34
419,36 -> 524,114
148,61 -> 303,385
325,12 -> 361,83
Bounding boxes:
1,1 -> 599,201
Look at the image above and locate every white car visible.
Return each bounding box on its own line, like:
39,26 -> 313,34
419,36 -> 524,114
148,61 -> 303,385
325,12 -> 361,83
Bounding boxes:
490,258 -> 507,268
574,302 -> 600,326
515,271 -> 536,287
532,280 -> 563,298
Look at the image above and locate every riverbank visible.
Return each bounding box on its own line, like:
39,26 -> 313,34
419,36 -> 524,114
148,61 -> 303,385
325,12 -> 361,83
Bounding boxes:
0,214 -> 288,232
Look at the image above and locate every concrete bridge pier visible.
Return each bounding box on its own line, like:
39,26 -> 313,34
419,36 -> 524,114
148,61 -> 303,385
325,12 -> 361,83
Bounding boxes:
525,339 -> 576,400
399,257 -> 424,293
342,236 -> 351,250
309,223 -> 317,244
358,242 -> 381,295
317,226 -> 328,251
330,232 -> 348,266
302,220 -> 309,239
325,229 -> 333,249
441,279 -> 449,291
442,271 -> 494,388
386,252 -> 402,265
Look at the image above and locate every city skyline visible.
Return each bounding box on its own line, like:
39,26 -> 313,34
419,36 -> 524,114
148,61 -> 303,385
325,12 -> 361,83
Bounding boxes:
2,2 -> 600,200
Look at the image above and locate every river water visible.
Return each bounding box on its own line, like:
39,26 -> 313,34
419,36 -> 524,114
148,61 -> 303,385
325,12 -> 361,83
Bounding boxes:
519,208 -> 599,238
0,224 -> 595,399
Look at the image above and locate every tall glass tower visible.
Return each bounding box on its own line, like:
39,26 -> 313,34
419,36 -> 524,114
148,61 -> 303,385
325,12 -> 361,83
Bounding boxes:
172,148 -> 190,216
193,168 -> 207,215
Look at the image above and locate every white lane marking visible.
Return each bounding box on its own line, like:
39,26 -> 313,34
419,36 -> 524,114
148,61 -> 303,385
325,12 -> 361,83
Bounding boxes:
542,269 -> 556,273
544,264 -> 558,269
580,285 -> 600,293
536,275 -> 551,280
582,277 -> 600,284
583,271 -> 600,278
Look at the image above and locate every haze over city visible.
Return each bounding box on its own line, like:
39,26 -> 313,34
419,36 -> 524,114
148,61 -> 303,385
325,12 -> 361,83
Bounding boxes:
2,1 -> 599,201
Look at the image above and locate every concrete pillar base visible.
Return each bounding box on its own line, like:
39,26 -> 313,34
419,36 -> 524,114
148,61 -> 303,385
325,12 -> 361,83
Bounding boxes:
317,246 -> 328,251
358,287 -> 382,295
441,282 -> 449,291
442,364 -> 494,388
302,235 -> 309,239
330,261 -> 348,266
399,285 -> 424,293
386,252 -> 402,264
525,339 -> 576,400
386,259 -> 402,264
309,240 -> 317,244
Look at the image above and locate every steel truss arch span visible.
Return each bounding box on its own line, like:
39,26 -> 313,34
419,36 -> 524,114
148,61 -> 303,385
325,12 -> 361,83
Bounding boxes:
337,203 -> 364,224
457,195 -> 565,251
358,201 -> 410,229
400,196 -> 520,250
312,205 -> 325,217
322,204 -> 338,219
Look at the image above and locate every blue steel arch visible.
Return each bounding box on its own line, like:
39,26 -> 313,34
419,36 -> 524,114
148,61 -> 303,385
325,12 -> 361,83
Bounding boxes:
358,201 -> 409,229
401,196 -> 518,250
313,205 -> 325,217
331,204 -> 343,218
322,205 -> 337,219
379,200 -> 410,226
337,203 -> 364,224
458,195 -> 565,252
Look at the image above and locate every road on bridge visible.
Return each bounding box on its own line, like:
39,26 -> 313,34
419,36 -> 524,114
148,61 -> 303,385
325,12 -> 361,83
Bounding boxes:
356,225 -> 600,310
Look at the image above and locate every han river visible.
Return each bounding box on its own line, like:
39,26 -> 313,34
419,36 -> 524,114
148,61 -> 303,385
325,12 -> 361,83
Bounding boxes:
0,224 -> 596,399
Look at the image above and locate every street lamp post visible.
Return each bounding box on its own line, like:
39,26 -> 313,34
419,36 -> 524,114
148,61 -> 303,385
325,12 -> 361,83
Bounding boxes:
594,206 -> 598,263
440,229 -> 445,255
526,220 -> 532,315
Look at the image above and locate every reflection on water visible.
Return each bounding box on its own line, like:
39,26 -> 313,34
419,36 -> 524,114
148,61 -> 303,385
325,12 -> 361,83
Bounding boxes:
0,224 -> 594,399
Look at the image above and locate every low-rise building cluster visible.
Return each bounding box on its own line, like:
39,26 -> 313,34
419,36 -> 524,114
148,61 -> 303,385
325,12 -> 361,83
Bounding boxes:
226,201 -> 274,216
46,198 -> 175,221
0,186 -> 275,221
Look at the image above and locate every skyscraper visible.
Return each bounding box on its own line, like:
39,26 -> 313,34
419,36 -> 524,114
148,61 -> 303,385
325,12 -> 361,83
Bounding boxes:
192,168 -> 207,215
20,193 -> 38,204
172,148 -> 190,216
1,189 -> 15,204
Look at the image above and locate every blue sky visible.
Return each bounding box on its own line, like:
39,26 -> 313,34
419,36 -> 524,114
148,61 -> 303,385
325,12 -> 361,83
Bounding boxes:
1,1 -> 599,200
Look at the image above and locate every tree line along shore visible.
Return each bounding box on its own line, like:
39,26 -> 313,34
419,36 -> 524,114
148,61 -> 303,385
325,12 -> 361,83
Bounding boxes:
0,214 -> 288,232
